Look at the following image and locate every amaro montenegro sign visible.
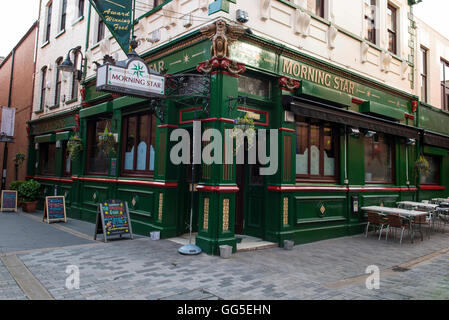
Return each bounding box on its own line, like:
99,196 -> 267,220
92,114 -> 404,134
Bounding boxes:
96,58 -> 165,98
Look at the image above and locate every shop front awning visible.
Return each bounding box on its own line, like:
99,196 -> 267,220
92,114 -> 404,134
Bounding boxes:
283,96 -> 420,139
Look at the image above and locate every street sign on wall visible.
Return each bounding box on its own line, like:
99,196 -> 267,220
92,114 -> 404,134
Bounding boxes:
1,106 -> 15,137
96,58 -> 165,98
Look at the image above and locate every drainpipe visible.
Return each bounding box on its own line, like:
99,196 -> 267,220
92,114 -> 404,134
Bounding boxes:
1,48 -> 15,190
83,3 -> 92,81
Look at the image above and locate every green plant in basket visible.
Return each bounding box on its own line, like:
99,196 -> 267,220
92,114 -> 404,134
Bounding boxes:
67,134 -> 83,160
18,180 -> 41,202
9,180 -> 25,192
231,113 -> 256,154
98,126 -> 117,155
414,154 -> 430,177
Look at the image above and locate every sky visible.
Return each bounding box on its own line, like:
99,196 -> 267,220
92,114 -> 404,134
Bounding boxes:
0,0 -> 447,57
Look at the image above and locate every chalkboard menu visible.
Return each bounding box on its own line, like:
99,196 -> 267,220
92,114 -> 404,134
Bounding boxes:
94,200 -> 133,242
1,190 -> 17,212
43,196 -> 67,223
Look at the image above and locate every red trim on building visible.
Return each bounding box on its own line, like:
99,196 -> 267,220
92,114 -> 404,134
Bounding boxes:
201,118 -> 218,123
404,113 -> 415,120
267,185 -> 418,192
179,107 -> 202,125
158,124 -> 178,129
237,106 -> 269,127
196,185 -> 240,193
219,118 -> 235,124
351,97 -> 365,105
27,176 -> 73,183
71,176 -> 178,188
419,185 -> 446,191
279,128 -> 295,133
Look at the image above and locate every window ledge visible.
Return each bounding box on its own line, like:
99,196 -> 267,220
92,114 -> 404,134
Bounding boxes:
48,104 -> 60,110
65,98 -> 78,105
34,109 -> 44,115
71,16 -> 84,26
41,41 -> 50,49
55,29 -> 66,39
90,42 -> 100,51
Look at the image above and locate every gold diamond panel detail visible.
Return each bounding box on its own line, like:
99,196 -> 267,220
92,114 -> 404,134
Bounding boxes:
158,193 -> 164,221
203,198 -> 210,230
223,199 -> 230,231
283,197 -> 289,226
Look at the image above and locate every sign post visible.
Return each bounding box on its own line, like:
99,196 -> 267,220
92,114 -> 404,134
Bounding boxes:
94,200 -> 133,242
43,196 -> 67,223
1,190 -> 17,212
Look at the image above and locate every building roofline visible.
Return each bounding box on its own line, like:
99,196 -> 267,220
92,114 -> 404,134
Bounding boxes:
0,21 -> 38,68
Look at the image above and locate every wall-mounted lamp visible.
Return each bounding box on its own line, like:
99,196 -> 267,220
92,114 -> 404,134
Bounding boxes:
406,138 -> 416,146
364,130 -> 376,138
348,127 -> 360,138
236,9 -> 249,23
58,46 -> 85,81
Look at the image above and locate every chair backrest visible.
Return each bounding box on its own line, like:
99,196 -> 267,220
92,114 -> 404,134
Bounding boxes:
367,211 -> 384,225
386,213 -> 403,228
414,215 -> 427,224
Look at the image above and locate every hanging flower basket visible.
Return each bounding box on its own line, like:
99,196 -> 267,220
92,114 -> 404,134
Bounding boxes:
98,127 -> 117,155
414,154 -> 430,177
231,113 -> 256,153
67,135 -> 83,160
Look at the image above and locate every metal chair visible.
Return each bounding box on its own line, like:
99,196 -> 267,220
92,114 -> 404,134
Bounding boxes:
365,211 -> 388,240
411,213 -> 431,239
385,214 -> 409,244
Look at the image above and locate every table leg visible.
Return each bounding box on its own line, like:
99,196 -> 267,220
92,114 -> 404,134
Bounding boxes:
410,220 -> 414,244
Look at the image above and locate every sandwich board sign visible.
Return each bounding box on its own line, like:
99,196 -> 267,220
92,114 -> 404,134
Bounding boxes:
1,190 -> 17,212
94,200 -> 133,242
43,196 -> 67,223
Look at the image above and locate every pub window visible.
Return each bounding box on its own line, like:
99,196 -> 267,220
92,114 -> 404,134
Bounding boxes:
364,133 -> 394,184
307,0 -> 325,18
87,118 -> 111,174
153,0 -> 165,7
63,141 -> 71,176
295,116 -> 339,182
40,142 -> 56,176
121,112 -> 156,176
45,2 -> 52,43
364,0 -> 376,45
78,0 -> 85,18
441,59 -> 449,111
54,58 -> 62,106
40,67 -> 47,110
238,75 -> 270,98
420,155 -> 440,185
60,0 -> 67,32
420,47 -> 428,103
387,3 -> 397,55
97,17 -> 105,43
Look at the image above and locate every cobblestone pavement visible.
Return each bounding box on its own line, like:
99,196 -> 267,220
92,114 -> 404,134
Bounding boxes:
1,210 -> 449,300
0,259 -> 27,300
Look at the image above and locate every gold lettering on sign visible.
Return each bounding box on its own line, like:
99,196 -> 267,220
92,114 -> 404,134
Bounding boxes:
282,58 -> 356,95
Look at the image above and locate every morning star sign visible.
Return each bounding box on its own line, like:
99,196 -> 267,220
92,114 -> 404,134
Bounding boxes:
96,58 -> 165,98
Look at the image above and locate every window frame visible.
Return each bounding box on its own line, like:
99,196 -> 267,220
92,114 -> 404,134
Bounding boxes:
54,58 -> 62,106
60,0 -> 67,32
420,46 -> 428,103
441,59 -> 449,111
78,0 -> 85,18
364,133 -> 395,185
45,3 -> 52,43
387,3 -> 397,55
364,0 -> 377,45
120,111 -> 157,178
63,140 -> 72,176
39,142 -> 57,176
40,67 -> 47,110
86,118 -> 112,175
295,117 -> 340,183
97,17 -> 105,43
419,154 -> 441,186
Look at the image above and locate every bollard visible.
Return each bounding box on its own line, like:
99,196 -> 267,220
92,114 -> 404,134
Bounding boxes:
219,245 -> 232,259
284,240 -> 294,250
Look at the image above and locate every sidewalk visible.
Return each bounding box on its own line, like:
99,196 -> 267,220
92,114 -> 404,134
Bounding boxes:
1,209 -> 449,300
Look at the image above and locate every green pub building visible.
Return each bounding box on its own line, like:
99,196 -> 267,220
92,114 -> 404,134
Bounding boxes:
27,6 -> 449,255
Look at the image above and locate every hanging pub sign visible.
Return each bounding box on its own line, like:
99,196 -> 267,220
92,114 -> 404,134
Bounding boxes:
94,200 -> 133,242
1,190 -> 17,212
42,196 -> 67,223
88,0 -> 134,55
1,106 -> 15,142
96,57 -> 165,99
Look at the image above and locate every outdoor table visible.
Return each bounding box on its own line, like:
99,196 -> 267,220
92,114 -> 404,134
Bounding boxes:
431,198 -> 449,205
397,201 -> 438,212
362,206 -> 429,243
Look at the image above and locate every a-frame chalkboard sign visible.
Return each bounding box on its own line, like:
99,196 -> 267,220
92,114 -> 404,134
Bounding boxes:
94,200 -> 133,242
42,196 -> 67,223
1,190 -> 18,212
